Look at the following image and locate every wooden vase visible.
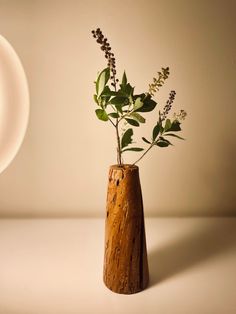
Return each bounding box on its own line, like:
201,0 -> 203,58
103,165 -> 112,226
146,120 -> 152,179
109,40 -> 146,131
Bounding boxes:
103,164 -> 149,294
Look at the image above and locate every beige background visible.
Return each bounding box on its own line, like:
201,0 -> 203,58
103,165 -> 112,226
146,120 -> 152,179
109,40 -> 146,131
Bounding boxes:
0,0 -> 235,217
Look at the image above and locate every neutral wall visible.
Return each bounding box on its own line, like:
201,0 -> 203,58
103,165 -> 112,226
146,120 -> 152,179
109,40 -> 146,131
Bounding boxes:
0,0 -> 235,217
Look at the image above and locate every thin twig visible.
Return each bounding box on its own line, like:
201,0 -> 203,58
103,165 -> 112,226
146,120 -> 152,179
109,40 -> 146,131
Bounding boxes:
132,143 -> 154,166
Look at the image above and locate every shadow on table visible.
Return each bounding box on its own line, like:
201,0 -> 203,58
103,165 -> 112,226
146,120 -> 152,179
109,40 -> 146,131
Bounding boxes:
148,219 -> 236,287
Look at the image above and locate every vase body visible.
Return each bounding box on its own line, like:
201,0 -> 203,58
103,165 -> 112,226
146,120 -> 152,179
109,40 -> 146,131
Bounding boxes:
103,164 -> 149,294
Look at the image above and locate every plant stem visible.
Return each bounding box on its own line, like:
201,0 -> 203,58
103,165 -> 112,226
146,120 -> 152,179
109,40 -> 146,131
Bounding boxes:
108,117 -> 116,127
116,121 -> 122,165
133,143 -> 154,166
112,79 -> 123,165
108,116 -> 122,165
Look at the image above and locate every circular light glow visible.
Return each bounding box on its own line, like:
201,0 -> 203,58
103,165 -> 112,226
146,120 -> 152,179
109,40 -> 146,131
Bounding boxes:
0,35 -> 29,174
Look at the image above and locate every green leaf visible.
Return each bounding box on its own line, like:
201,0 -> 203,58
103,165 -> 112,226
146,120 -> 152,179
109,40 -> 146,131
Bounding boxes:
108,112 -> 119,118
125,118 -> 140,127
101,86 -> 116,97
165,133 -> 185,140
152,123 -> 160,140
166,120 -> 182,132
140,97 -> 157,112
133,97 -> 144,111
100,89 -> 112,104
135,94 -> 157,112
96,68 -> 110,97
120,83 -> 134,97
130,112 -> 145,123
122,147 -> 144,153
116,104 -> 123,114
121,128 -> 133,149
156,141 -> 170,147
121,71 -> 127,86
93,94 -> 98,104
159,137 -> 173,145
164,119 -> 172,131
142,137 -> 151,144
95,109 -> 109,121
109,96 -> 128,105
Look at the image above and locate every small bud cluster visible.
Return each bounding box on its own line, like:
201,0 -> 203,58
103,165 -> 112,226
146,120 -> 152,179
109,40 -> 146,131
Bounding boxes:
149,67 -> 170,96
91,28 -> 118,89
173,110 -> 187,121
160,90 -> 176,121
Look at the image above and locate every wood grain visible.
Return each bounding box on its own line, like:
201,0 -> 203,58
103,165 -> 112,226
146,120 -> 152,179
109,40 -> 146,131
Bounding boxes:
103,164 -> 149,294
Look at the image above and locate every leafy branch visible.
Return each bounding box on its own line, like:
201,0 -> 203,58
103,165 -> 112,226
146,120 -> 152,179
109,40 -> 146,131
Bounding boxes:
91,28 -> 187,166
133,116 -> 185,165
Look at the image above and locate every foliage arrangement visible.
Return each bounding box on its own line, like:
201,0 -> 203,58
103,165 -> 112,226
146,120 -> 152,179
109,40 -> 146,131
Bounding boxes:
91,28 -> 187,166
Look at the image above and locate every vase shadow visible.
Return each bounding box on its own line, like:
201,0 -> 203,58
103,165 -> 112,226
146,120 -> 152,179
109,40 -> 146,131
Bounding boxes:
148,218 -> 236,287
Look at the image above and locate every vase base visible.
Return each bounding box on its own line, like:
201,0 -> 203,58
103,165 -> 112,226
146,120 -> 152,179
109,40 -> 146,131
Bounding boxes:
103,278 -> 149,295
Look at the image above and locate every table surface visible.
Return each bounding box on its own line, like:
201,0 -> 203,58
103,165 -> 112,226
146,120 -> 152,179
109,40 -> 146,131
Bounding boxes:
0,218 -> 236,314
